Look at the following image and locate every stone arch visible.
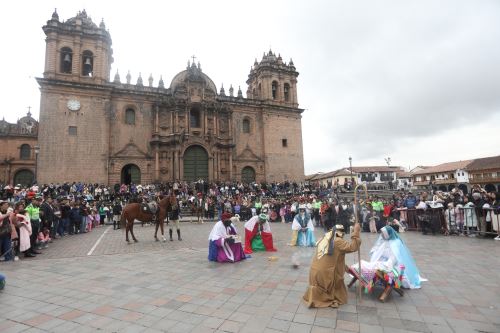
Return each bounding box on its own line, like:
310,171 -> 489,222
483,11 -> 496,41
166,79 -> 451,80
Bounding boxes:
125,108 -> 136,125
242,117 -> 251,134
284,83 -> 290,101
121,164 -> 141,185
82,50 -> 94,76
60,47 -> 73,73
14,169 -> 34,187
241,166 -> 256,183
190,106 -> 201,128
438,185 -> 447,192
183,145 -> 208,181
272,80 -> 278,99
20,144 -> 31,160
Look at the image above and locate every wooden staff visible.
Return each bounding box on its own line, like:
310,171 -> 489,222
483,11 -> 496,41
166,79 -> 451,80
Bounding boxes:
354,183 -> 368,302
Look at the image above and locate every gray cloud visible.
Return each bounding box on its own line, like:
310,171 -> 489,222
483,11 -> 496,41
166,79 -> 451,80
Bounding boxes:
1,0 -> 499,174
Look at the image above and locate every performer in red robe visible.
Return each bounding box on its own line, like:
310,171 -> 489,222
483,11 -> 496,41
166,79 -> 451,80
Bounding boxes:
244,213 -> 277,254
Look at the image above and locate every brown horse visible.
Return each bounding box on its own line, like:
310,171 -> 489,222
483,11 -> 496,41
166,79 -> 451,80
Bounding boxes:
190,198 -> 204,223
120,197 -> 171,243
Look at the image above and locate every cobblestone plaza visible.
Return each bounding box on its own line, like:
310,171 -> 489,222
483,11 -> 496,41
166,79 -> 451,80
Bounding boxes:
1,223 -> 500,333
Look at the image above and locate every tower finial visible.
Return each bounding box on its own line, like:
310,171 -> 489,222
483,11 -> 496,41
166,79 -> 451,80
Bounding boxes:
137,72 -> 143,86
52,8 -> 59,21
126,70 -> 131,84
114,69 -> 121,83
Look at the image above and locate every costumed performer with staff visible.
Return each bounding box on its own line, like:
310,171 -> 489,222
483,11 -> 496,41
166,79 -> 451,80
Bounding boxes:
244,213 -> 277,254
289,205 -> 316,246
303,222 -> 361,308
208,212 -> 245,263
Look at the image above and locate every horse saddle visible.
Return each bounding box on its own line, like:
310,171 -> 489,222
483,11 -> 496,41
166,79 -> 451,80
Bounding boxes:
141,202 -> 158,215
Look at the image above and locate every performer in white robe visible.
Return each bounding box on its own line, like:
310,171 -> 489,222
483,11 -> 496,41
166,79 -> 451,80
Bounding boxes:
352,226 -> 426,289
208,213 -> 245,263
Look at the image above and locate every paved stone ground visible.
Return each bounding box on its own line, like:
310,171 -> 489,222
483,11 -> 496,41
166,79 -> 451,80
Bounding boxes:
1,221 -> 500,333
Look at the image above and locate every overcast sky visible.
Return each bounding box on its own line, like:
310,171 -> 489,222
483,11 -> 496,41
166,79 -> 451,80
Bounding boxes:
1,0 -> 499,174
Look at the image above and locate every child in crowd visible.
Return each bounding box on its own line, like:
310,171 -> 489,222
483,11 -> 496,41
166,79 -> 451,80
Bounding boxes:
37,227 -> 51,249
93,209 -> 100,228
86,213 -> 94,232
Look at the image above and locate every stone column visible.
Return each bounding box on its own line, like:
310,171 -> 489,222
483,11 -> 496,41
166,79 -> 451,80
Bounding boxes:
208,156 -> 214,182
155,149 -> 159,181
228,153 -> 233,181
155,105 -> 159,133
174,150 -> 180,181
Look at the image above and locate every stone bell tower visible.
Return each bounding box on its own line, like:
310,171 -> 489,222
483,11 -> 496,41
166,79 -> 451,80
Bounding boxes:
37,9 -> 114,184
42,9 -> 113,84
246,50 -> 299,108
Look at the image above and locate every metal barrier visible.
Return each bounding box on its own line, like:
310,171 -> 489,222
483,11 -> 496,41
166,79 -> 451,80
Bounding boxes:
459,206 -> 500,237
400,206 -> 500,238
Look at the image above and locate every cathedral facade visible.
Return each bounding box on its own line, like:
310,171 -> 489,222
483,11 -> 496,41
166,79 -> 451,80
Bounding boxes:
37,10 -> 305,185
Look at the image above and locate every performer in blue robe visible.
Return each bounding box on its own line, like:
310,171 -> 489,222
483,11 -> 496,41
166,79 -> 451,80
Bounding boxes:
368,226 -> 426,289
289,205 -> 316,247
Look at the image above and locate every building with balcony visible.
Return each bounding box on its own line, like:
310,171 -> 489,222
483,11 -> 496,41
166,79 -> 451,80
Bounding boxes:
350,166 -> 402,190
466,155 -> 500,193
412,160 -> 473,193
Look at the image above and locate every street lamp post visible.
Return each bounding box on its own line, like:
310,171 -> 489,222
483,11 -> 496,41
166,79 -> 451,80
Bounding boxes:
349,156 -> 353,190
34,145 -> 40,184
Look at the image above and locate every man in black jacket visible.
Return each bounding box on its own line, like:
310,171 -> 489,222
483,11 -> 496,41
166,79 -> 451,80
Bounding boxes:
112,201 -> 122,230
40,196 -> 55,238
323,201 -> 338,232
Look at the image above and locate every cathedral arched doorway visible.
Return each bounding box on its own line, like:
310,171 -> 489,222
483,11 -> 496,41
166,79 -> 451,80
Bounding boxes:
241,166 -> 256,183
121,164 -> 141,185
14,169 -> 34,187
183,145 -> 208,181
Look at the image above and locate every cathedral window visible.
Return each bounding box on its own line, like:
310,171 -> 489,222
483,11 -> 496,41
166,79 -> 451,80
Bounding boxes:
68,126 -> 77,136
82,50 -> 94,76
284,83 -> 290,101
242,118 -> 251,133
190,108 -> 201,128
272,81 -> 278,99
60,47 -> 72,74
125,108 -> 136,125
282,138 -> 288,147
20,144 -> 31,160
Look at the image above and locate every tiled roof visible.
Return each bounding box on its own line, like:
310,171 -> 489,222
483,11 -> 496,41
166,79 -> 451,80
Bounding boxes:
412,160 -> 473,175
333,168 -> 354,177
305,173 -> 320,181
397,171 -> 412,178
466,155 -> 500,171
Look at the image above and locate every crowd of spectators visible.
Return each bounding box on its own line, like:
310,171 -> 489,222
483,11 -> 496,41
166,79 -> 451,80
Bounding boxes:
1,180 -> 499,263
